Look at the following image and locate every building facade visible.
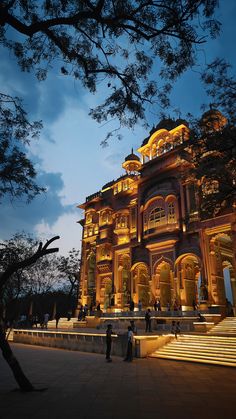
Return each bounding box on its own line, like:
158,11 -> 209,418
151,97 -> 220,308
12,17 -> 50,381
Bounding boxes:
78,111 -> 236,313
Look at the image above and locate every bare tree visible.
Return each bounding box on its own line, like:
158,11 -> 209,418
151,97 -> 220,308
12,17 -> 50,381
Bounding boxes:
0,236 -> 59,392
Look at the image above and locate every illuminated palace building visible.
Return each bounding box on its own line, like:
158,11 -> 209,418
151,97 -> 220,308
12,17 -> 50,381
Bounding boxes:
78,110 -> 236,313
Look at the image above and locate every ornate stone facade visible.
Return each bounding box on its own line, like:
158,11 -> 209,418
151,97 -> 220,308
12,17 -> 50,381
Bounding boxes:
78,115 -> 236,312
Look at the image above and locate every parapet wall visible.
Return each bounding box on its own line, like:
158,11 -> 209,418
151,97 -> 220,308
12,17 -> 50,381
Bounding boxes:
13,329 -> 171,358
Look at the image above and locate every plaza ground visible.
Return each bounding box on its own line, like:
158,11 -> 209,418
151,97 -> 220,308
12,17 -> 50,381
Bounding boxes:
0,343 -> 236,419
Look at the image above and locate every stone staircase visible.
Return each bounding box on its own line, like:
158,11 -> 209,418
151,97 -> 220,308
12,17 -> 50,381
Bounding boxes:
207,317 -> 236,336
149,334 -> 236,367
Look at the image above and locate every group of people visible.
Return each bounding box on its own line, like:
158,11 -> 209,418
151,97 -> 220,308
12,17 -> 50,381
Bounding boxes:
77,304 -> 89,321
129,298 -> 184,313
106,320 -> 136,363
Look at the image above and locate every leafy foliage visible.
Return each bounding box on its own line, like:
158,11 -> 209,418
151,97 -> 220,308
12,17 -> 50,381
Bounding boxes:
201,59 -> 236,124
0,93 -> 45,202
186,120 -> 236,218
0,233 -> 60,307
0,0 -> 220,143
58,248 -> 80,304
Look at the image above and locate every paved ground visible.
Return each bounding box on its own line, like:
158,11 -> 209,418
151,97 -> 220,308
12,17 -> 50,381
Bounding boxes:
0,343 -> 236,419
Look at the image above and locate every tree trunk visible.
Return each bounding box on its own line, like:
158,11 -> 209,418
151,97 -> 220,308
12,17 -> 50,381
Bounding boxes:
0,236 -> 59,391
0,325 -> 34,391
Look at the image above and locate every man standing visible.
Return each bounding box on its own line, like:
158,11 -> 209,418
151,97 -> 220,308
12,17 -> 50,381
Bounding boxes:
43,313 -> 49,329
105,324 -> 113,362
124,326 -> 134,362
145,309 -> 152,332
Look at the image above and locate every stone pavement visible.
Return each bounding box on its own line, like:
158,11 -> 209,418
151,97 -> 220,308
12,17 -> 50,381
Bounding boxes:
0,343 -> 235,419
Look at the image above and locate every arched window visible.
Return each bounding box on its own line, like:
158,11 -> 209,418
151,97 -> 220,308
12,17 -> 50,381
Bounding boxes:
88,226 -> 93,236
120,216 -> 127,228
168,202 -> 175,223
86,212 -> 93,224
149,207 -> 165,228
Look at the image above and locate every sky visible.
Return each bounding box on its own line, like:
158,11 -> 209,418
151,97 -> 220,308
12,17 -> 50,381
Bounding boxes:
0,1 -> 236,256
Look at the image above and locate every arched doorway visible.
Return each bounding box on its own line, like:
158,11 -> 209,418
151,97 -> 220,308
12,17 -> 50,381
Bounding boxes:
87,250 -> 96,305
118,254 -> 131,307
131,263 -> 150,307
209,233 -> 236,310
104,278 -> 112,309
175,254 -> 201,309
155,261 -> 173,309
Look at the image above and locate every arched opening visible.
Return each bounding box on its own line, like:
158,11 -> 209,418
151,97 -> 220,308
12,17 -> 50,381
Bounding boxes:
175,254 -> 201,309
209,233 -> 236,311
119,254 -> 131,307
87,250 -> 96,306
155,261 -> 172,309
223,266 -> 233,304
104,278 -> 112,309
131,263 -> 150,307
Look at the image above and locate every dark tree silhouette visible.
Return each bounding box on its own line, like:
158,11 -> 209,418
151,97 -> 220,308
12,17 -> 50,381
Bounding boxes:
0,235 -> 59,392
0,0 -> 220,143
0,93 -> 44,202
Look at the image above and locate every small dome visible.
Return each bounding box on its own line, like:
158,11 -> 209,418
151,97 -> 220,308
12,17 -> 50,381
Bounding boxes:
125,151 -> 140,162
122,148 -> 141,174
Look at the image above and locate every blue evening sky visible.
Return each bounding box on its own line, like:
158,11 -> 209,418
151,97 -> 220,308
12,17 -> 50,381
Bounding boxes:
0,1 -> 236,255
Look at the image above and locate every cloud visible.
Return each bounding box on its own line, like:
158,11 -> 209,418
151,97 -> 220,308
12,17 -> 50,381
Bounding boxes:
35,211 -> 82,256
0,45 -> 86,128
0,172 -> 76,240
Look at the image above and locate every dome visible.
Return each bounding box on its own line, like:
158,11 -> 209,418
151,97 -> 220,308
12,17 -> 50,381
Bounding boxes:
122,148 -> 141,174
124,151 -> 140,162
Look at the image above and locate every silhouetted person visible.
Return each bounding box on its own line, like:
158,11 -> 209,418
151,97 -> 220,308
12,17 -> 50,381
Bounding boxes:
105,324 -> 113,362
129,300 -> 134,312
145,309 -> 152,332
55,313 -> 60,329
198,313 -> 206,322
123,326 -> 134,362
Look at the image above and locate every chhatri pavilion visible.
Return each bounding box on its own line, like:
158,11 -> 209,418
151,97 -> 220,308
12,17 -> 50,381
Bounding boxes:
77,110 -> 236,314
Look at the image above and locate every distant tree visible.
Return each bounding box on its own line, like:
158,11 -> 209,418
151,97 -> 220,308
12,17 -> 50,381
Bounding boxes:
183,111 -> 236,218
0,235 -> 59,392
201,59 -> 236,125
58,248 -> 80,311
0,93 -> 44,202
0,233 -> 61,311
0,0 -> 220,143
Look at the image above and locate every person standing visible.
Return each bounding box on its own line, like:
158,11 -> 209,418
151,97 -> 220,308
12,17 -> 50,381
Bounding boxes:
138,300 -> 142,312
124,326 -> 134,362
145,309 -> 152,332
130,320 -> 137,335
129,299 -> 135,312
176,321 -> 181,339
153,300 -> 158,311
55,313 -> 60,329
43,313 -> 49,329
105,324 -> 113,362
192,299 -> 197,312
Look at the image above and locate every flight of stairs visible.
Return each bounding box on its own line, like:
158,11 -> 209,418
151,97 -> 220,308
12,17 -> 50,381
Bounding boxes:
207,317 -> 236,336
150,334 -> 236,367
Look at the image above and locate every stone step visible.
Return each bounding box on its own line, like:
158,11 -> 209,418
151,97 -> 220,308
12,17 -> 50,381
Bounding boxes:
149,330 -> 236,367
156,347 -> 236,359
208,317 -> 236,336
150,352 -> 236,367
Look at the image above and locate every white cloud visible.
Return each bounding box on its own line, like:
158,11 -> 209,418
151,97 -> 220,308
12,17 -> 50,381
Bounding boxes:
35,210 -> 82,256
